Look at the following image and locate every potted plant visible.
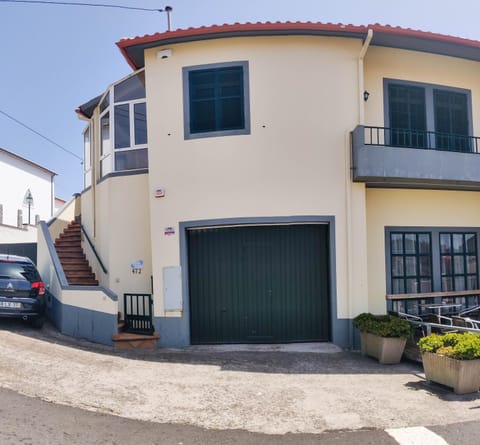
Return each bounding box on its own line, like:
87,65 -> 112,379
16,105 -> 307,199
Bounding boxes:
418,332 -> 480,394
353,313 -> 411,364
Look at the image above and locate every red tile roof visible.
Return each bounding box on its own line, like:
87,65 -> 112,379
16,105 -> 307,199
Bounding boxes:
116,22 -> 480,70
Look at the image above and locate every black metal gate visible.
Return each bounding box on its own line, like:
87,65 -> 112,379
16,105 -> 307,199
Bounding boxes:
123,293 -> 154,335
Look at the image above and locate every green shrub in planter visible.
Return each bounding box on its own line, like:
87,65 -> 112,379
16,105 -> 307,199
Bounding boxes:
353,313 -> 412,339
418,332 -> 480,360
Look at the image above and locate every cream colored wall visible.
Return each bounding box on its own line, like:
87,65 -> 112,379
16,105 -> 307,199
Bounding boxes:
82,174 -> 152,308
48,194 -> 79,243
144,35 -> 369,318
366,188 -> 480,313
364,46 -> 480,131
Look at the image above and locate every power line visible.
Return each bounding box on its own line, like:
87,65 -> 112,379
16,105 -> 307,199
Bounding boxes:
0,109 -> 83,162
0,0 -> 166,12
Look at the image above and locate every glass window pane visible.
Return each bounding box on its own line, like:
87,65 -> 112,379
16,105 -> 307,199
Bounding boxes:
115,148 -> 148,171
114,104 -> 130,149
392,256 -> 404,277
405,256 -> 417,276
442,276 -> 453,291
83,126 -> 91,169
100,155 -> 112,177
406,278 -> 418,293
453,234 -> 464,253
134,102 -> 147,145
441,255 -> 452,275
220,98 -> 243,129
465,233 -> 476,254
100,112 -> 110,156
418,234 -> 430,254
391,234 -> 403,254
419,256 -> 431,276
114,71 -> 146,102
454,255 -> 465,274
419,279 -> 432,293
100,92 -> 110,113
404,234 -> 416,254
440,234 -> 451,254
392,279 -> 404,294
190,100 -> 216,133
467,276 -> 478,290
467,256 -> 477,274
455,276 -> 465,291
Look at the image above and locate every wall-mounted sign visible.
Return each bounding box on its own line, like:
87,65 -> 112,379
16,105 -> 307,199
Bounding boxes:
155,187 -> 165,198
130,259 -> 144,274
164,227 -> 175,236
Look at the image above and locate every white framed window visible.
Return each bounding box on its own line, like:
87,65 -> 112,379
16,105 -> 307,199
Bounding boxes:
97,70 -> 148,178
83,125 -> 92,188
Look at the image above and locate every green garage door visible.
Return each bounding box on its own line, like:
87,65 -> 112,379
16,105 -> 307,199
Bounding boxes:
188,224 -> 331,344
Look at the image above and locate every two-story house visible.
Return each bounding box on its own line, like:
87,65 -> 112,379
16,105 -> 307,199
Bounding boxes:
38,22 -> 480,348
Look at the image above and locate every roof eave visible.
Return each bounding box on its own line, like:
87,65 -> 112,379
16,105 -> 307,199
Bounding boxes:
116,22 -> 480,70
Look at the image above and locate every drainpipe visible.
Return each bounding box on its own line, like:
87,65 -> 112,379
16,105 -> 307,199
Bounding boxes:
358,29 -> 373,124
346,29 -> 373,348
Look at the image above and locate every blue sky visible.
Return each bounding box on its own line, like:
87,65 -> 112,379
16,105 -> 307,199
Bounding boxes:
1,0 -> 480,199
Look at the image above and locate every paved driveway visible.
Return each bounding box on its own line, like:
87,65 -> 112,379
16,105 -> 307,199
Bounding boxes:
0,321 -> 479,435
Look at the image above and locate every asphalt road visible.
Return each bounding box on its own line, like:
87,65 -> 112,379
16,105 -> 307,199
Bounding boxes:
0,386 -> 388,445
2,387 -> 480,445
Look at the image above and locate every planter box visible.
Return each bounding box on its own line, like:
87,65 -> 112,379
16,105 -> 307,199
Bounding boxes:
422,351 -> 480,394
360,332 -> 406,364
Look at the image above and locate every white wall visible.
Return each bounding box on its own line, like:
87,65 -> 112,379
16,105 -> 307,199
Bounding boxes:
0,150 -> 54,227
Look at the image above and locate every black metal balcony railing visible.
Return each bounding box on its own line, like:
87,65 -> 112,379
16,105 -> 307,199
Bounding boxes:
364,126 -> 480,154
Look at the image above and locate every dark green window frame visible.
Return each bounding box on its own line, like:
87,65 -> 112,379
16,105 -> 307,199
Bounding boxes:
183,61 -> 250,140
384,79 -> 472,152
440,232 -> 478,291
390,232 -> 433,294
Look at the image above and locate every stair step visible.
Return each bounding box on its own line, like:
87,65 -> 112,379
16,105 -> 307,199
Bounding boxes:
62,265 -> 92,272
55,219 -> 98,287
67,278 -> 99,286
57,234 -> 81,242
112,332 -> 159,349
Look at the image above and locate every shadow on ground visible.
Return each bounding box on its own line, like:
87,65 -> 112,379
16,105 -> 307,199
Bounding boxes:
0,318 -> 424,376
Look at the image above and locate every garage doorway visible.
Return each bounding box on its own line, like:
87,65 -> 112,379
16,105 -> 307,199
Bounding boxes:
187,224 -> 331,344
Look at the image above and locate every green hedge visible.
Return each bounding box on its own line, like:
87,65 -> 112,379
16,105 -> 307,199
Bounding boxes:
418,332 -> 480,360
353,313 -> 412,339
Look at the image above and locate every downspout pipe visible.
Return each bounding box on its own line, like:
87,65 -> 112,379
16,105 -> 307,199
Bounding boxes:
358,29 -> 373,125
347,29 -> 373,348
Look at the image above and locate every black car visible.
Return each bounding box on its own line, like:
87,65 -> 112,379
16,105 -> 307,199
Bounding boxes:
0,254 -> 46,328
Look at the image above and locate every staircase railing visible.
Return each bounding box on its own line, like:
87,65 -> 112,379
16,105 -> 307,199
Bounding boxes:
123,293 -> 155,335
78,222 -> 108,275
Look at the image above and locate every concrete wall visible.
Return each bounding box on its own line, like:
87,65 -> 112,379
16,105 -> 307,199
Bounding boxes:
0,151 -> 54,227
0,224 -> 36,243
364,46 -> 480,132
143,35 -> 370,344
81,174 -> 152,312
37,221 -> 118,345
366,188 -> 480,313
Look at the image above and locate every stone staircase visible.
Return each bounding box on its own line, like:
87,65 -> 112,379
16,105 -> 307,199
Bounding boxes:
112,313 -> 159,349
55,221 -> 98,286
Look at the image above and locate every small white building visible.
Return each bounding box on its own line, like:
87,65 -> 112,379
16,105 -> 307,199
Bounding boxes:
0,147 -> 56,251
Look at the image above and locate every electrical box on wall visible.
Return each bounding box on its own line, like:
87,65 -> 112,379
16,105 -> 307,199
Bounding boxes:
163,266 -> 182,311
157,49 -> 172,59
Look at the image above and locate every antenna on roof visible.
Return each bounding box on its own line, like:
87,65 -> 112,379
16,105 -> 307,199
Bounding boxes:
165,5 -> 172,31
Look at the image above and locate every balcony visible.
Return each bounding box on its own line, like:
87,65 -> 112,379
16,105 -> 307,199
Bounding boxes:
352,126 -> 480,190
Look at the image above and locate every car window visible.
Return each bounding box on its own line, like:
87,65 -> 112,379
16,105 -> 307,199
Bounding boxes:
0,262 -> 40,282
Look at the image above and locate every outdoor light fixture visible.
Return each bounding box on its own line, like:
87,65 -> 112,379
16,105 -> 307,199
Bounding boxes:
363,90 -> 370,102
